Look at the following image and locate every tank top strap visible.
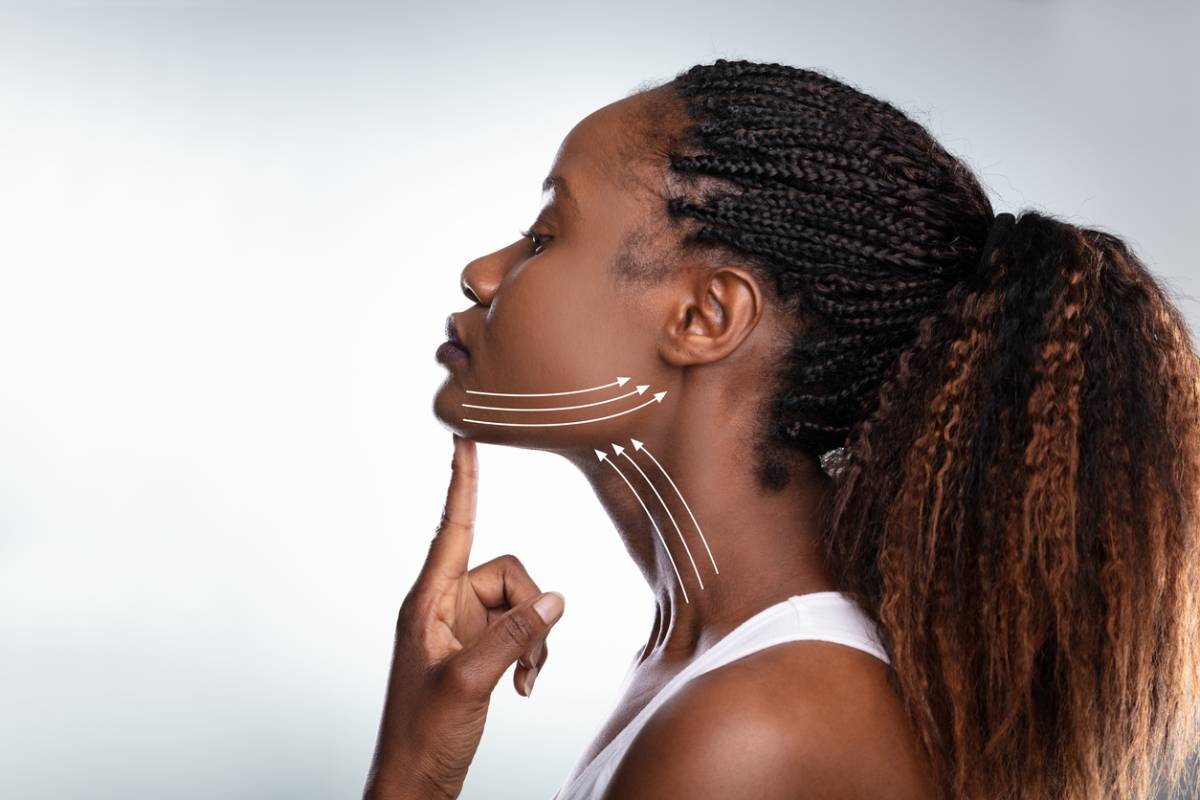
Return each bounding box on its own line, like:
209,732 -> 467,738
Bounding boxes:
678,590 -> 889,682
551,591 -> 889,800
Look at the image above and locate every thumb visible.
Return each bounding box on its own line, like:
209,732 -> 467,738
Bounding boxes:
452,592 -> 565,696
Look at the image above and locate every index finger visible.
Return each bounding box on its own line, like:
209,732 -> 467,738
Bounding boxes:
416,433 -> 478,591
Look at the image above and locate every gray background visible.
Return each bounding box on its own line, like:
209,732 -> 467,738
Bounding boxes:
0,1 -> 1195,798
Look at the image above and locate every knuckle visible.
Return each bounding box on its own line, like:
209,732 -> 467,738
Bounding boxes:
450,458 -> 476,475
498,612 -> 536,647
499,553 -> 524,571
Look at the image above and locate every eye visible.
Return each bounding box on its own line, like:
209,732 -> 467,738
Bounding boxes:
518,226 -> 552,256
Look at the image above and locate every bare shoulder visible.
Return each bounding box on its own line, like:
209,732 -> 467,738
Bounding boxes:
600,641 -> 937,800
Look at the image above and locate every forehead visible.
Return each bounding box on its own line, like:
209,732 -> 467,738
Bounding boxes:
542,93 -> 664,211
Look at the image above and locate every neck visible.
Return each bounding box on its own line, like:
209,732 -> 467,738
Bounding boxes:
559,385 -> 837,667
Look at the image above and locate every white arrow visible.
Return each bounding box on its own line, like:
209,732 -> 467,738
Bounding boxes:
595,448 -> 689,605
462,385 -> 648,412
463,392 -> 666,427
614,443 -> 705,591
632,438 -> 718,575
465,376 -> 630,397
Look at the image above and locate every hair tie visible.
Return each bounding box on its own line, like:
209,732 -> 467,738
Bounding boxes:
977,212 -> 1017,273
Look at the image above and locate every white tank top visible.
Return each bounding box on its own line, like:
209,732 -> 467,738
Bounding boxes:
550,591 -> 890,800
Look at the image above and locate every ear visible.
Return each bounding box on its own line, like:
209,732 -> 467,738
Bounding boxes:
658,266 -> 764,367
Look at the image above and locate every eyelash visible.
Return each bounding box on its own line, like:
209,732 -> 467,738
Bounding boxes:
518,227 -> 551,256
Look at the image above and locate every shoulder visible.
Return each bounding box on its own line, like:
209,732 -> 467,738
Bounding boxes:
599,641 -> 936,800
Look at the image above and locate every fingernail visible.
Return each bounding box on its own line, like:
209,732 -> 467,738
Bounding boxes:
524,667 -> 538,697
533,592 -> 564,624
520,646 -> 538,669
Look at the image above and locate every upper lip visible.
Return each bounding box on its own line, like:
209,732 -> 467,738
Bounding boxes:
446,314 -> 470,354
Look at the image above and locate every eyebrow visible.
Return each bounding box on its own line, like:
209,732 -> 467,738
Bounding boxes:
542,173 -> 581,218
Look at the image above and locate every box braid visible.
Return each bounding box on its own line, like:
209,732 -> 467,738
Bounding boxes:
649,60 -> 996,460
634,59 -> 1200,800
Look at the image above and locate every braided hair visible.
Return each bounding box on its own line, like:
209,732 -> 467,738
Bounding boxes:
628,59 -> 1200,800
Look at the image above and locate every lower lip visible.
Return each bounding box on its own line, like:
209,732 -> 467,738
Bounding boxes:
436,341 -> 470,365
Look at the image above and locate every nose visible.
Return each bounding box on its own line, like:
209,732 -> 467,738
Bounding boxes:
459,240 -> 521,307
460,273 -> 482,305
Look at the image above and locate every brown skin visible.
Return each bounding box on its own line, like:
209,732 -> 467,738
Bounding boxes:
366,91 -> 934,798
363,434 -> 565,800
601,642 -> 937,799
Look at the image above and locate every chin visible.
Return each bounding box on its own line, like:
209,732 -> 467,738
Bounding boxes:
431,379 -> 469,436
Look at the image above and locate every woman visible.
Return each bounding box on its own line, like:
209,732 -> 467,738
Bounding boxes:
365,60 -> 1200,800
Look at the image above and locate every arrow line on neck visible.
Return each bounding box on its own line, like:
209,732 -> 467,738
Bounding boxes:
596,449 -> 689,605
616,444 -> 705,591
632,438 -> 719,575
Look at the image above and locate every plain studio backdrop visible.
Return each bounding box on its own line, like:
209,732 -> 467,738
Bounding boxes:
0,1 -> 1196,798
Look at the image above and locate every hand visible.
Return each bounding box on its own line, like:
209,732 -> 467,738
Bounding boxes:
362,433 -> 566,800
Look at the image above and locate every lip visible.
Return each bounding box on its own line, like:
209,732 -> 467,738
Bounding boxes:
445,314 -> 471,356
436,340 -> 469,366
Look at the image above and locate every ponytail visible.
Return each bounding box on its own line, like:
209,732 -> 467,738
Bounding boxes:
648,58 -> 1200,799
822,211 -> 1200,800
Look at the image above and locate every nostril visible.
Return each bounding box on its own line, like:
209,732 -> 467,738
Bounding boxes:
461,277 -> 481,304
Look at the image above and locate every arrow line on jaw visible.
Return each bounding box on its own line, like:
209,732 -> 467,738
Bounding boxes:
465,376 -> 631,397
462,385 -> 648,413
632,438 -> 719,575
596,449 -> 689,605
615,443 -> 705,591
462,392 -> 666,427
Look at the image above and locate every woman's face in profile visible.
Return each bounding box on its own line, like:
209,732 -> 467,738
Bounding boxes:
433,93 -> 677,454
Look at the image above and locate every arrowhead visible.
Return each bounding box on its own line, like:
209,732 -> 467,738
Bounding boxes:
631,438 -> 644,451
616,376 -> 630,386
635,384 -> 648,395
612,443 -> 625,457
653,391 -> 667,403
594,449 -> 608,461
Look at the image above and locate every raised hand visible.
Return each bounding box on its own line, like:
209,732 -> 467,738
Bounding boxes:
363,433 -> 565,800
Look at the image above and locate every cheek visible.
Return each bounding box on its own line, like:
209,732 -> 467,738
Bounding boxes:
485,263 -> 644,389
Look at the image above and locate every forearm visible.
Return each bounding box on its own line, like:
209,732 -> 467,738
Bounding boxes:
363,761 -> 456,800
363,727 -> 464,800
